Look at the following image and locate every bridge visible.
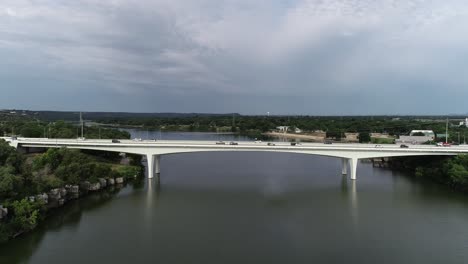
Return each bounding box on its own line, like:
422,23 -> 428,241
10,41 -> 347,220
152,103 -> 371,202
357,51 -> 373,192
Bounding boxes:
3,137 -> 468,180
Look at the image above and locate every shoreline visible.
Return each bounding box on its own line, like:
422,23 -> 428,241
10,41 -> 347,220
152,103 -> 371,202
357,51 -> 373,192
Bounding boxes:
263,132 -> 325,141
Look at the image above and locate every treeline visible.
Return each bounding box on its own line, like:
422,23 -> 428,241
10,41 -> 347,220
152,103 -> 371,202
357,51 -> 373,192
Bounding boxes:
3,111 -> 468,143
0,139 -> 141,242
390,155 -> 468,192
0,119 -> 130,139
95,115 -> 468,141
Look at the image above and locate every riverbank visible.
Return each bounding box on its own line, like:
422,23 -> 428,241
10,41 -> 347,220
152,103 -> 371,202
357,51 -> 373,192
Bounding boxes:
263,131 -> 325,142
0,175 -> 137,242
387,155 -> 468,193
0,139 -> 143,243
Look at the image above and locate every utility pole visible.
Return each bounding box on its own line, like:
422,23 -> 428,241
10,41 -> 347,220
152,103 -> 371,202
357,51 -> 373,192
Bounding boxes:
80,112 -> 84,139
445,118 -> 449,143
232,114 -> 235,128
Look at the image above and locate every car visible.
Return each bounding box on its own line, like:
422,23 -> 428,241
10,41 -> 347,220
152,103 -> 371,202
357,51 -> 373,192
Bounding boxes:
400,144 -> 409,148
267,142 -> 275,146
374,144 -> 382,148
443,142 -> 451,147
324,140 -> 333,144
254,140 -> 262,143
436,142 -> 443,147
290,142 -> 297,146
229,141 -> 238,145
112,139 -> 120,143
216,141 -> 226,145
77,137 -> 86,141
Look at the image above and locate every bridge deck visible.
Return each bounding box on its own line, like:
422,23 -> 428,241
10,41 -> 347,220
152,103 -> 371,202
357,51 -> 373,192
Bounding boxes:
3,137 -> 468,180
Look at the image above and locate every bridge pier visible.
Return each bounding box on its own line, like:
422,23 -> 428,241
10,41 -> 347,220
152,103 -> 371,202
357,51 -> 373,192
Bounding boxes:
349,158 -> 358,180
146,154 -> 155,179
155,155 -> 160,174
341,158 -> 348,175
146,154 -> 161,179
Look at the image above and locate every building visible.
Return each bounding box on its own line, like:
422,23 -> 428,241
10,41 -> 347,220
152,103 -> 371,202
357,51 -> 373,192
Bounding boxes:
276,126 -> 289,133
396,136 -> 433,144
396,130 -> 435,144
344,133 -> 359,142
459,118 -> 468,128
409,130 -> 435,139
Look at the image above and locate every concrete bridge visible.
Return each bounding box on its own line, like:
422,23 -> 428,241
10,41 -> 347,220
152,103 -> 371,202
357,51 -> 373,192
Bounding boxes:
3,137 -> 468,180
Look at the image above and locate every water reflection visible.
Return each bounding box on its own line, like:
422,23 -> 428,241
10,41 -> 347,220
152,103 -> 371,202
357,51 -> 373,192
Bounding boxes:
0,187 -> 125,264
145,177 -> 161,228
349,179 -> 358,228
340,174 -> 359,229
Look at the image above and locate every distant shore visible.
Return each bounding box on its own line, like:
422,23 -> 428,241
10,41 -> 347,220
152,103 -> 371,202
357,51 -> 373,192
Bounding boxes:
264,132 -> 325,141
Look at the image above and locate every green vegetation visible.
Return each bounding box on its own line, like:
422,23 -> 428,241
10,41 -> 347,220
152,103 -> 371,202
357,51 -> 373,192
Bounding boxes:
87,114 -> 468,142
0,113 -> 129,139
0,139 -> 142,242
3,110 -> 468,143
371,138 -> 395,144
390,155 -> 468,192
358,132 -> 371,143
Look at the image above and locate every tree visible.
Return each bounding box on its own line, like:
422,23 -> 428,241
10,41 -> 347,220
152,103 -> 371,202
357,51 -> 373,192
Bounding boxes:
358,132 -> 371,143
0,139 -> 15,165
448,164 -> 468,188
0,166 -> 23,199
10,199 -> 41,233
326,131 -> 342,140
19,124 -> 42,137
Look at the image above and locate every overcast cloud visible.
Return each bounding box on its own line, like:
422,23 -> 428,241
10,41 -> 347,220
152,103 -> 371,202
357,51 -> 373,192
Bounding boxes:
1,0 -> 468,114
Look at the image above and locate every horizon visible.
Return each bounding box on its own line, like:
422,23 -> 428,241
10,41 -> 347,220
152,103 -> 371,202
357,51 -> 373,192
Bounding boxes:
3,108 -> 468,118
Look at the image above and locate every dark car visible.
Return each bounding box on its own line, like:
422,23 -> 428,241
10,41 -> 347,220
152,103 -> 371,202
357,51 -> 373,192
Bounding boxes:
290,142 -> 297,146
400,144 -> 409,148
267,142 -> 276,146
324,140 -> 333,144
229,141 -> 238,145
112,139 -> 120,143
216,141 -> 226,145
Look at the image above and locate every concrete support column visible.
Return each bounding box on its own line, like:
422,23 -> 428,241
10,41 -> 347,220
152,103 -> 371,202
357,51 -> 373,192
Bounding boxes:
146,154 -> 155,179
155,155 -> 161,174
349,158 -> 358,180
341,158 -> 348,175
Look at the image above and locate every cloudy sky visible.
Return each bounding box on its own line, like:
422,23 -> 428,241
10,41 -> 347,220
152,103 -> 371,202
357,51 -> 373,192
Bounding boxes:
1,0 -> 468,115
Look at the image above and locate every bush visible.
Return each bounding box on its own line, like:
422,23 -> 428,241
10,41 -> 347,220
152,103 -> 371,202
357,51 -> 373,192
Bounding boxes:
9,199 -> 42,234
114,166 -> 141,180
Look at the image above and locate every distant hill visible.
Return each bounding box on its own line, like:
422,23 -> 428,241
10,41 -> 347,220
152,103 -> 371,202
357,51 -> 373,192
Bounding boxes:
0,110 -> 241,122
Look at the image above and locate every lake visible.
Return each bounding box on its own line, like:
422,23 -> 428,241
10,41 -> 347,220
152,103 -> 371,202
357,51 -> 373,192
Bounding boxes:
1,131 -> 468,264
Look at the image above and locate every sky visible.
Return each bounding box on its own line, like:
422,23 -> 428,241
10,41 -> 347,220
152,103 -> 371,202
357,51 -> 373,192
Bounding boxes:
1,0 -> 468,115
